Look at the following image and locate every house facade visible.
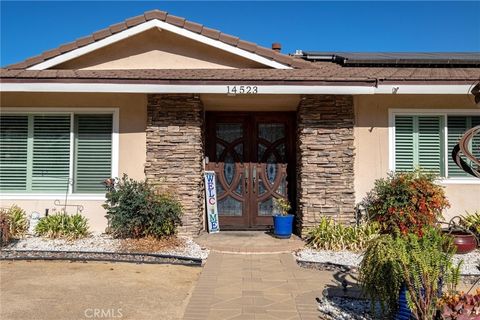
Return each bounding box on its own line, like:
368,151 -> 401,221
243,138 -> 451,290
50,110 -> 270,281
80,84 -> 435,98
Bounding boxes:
1,10 -> 479,236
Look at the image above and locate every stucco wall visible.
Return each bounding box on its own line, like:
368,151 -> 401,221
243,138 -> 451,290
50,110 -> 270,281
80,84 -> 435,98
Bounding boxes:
0,92 -> 147,233
354,94 -> 480,221
201,94 -> 300,111
56,28 -> 265,70
2,91 -> 478,233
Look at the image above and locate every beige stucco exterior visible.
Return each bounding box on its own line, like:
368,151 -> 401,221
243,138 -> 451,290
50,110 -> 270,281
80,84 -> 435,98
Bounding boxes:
354,94 -> 480,221
0,92 -> 301,233
56,28 -> 266,70
1,91 -> 479,232
0,92 -> 147,232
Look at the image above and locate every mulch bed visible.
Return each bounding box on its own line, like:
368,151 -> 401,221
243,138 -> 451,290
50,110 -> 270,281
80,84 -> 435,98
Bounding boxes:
118,236 -> 184,253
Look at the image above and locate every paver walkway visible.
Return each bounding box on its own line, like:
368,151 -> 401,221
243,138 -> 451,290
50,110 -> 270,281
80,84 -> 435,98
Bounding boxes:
183,252 -> 332,320
195,231 -> 305,253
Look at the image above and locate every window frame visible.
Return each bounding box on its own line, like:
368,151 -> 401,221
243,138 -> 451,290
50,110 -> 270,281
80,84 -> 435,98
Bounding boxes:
0,107 -> 119,199
389,108 -> 480,185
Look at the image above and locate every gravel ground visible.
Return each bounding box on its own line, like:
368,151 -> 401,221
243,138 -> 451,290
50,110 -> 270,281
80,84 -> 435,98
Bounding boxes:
317,296 -> 374,320
296,248 -> 480,275
2,234 -> 209,260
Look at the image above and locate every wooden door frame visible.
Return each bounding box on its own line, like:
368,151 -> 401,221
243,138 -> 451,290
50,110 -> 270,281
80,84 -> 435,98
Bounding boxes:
205,111 -> 297,229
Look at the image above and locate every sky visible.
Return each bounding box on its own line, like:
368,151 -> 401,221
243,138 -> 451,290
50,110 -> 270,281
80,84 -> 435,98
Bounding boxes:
1,1 -> 479,67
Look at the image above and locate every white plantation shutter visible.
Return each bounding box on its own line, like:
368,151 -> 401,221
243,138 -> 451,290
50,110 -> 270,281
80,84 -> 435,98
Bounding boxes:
448,116 -> 469,177
395,115 -> 443,175
395,116 -> 415,171
0,112 -> 113,194
31,115 -> 71,192
0,115 -> 29,191
417,116 -> 443,175
74,114 -> 112,193
447,116 -> 480,177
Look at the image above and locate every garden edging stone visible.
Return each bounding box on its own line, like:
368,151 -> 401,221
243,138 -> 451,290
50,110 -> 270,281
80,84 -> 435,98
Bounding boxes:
0,249 -> 203,266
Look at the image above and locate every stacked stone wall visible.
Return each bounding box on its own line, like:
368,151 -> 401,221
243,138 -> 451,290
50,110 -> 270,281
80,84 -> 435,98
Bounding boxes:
145,94 -> 205,236
296,95 -> 355,236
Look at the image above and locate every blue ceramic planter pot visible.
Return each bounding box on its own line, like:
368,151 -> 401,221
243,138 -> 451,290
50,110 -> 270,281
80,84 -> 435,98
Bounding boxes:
273,214 -> 294,238
395,284 -> 412,320
395,279 -> 443,320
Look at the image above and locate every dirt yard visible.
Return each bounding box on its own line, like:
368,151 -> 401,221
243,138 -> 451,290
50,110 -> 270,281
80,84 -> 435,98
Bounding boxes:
0,260 -> 201,320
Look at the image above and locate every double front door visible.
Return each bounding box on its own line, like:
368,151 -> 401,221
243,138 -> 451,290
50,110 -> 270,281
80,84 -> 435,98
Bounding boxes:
206,112 -> 295,229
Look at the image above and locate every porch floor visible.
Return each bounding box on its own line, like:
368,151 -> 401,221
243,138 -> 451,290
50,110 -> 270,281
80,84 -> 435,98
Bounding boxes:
195,231 -> 305,254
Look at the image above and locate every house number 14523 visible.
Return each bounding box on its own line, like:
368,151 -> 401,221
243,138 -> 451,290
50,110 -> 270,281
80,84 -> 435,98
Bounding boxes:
226,85 -> 258,95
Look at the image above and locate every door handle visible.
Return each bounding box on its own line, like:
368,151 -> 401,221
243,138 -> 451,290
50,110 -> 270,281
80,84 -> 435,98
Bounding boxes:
244,167 -> 248,194
252,165 -> 256,193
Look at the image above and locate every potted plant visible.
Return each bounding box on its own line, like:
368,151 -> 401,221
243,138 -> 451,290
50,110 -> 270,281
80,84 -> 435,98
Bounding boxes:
460,211 -> 480,247
443,216 -> 478,254
359,227 -> 459,319
272,198 -> 293,238
443,229 -> 478,254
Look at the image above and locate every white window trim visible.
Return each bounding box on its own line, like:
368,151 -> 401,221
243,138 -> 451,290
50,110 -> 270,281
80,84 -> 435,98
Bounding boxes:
0,107 -> 119,199
388,108 -> 480,185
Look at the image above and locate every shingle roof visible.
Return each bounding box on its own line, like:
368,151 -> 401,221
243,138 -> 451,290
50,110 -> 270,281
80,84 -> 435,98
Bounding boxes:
1,66 -> 479,84
6,9 -> 313,70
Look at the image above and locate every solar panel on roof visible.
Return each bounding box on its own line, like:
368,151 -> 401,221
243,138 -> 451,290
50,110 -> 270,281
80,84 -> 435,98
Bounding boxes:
300,52 -> 480,67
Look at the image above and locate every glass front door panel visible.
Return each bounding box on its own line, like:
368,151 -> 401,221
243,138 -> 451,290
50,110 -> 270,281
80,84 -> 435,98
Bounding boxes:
213,122 -> 245,218
206,113 -> 294,228
216,123 -> 243,144
255,122 -> 288,217
218,196 -> 243,216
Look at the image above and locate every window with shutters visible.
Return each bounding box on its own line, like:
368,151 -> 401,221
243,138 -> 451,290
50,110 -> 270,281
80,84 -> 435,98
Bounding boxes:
0,112 -> 115,194
394,115 -> 444,175
392,112 -> 480,180
74,115 -> 113,193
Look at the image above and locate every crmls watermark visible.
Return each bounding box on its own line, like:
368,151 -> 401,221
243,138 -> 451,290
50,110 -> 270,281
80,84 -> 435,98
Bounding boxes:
84,308 -> 123,318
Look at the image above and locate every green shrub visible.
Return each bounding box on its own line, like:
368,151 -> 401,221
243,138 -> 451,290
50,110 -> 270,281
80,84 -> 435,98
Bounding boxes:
305,217 -> 379,251
102,175 -> 183,238
361,170 -> 449,236
35,213 -> 90,240
7,205 -> 28,238
460,211 -> 480,242
359,227 -> 459,319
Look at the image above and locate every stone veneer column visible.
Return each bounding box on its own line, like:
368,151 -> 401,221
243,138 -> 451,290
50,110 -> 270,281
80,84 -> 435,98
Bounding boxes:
145,94 -> 205,236
296,95 -> 355,236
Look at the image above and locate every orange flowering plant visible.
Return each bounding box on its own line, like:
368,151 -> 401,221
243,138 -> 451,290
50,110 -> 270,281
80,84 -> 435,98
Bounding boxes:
361,170 -> 450,237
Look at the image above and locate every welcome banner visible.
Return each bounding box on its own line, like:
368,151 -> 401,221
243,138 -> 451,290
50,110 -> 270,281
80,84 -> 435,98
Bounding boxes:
204,171 -> 220,233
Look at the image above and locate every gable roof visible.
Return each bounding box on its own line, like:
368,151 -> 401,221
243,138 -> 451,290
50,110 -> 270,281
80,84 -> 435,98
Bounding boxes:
6,10 -> 313,70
